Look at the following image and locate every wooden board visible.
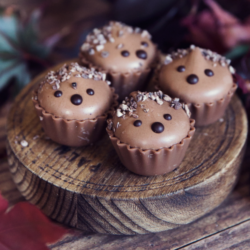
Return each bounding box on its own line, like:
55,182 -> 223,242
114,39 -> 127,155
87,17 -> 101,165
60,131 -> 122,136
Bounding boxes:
6,63 -> 248,235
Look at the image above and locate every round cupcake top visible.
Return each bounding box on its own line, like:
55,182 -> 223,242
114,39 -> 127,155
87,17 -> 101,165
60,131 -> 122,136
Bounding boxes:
80,21 -> 156,73
158,45 -> 235,104
36,62 -> 113,120
108,91 -> 191,150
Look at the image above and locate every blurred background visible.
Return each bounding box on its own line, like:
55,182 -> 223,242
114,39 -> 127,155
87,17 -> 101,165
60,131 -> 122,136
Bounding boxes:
1,0 -> 250,112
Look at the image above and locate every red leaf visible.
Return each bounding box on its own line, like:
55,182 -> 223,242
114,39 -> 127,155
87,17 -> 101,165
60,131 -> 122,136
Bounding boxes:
0,193 -> 68,250
182,0 -> 250,53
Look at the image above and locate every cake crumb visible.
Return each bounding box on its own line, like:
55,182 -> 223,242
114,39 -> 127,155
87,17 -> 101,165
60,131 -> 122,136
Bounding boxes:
20,140 -> 28,147
33,135 -> 39,140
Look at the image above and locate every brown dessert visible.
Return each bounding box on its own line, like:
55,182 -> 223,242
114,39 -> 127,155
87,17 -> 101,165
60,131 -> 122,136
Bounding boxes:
33,62 -> 118,147
155,45 -> 237,126
79,21 -> 158,100
107,91 -> 195,176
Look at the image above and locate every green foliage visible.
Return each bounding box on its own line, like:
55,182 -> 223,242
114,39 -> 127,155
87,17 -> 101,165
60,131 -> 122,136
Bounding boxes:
224,45 -> 250,60
0,10 -> 50,92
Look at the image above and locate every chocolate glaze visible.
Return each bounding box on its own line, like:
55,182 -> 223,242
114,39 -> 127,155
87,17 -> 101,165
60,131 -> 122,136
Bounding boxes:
38,63 -> 113,120
80,21 -> 156,74
158,47 -> 234,104
111,91 -> 191,150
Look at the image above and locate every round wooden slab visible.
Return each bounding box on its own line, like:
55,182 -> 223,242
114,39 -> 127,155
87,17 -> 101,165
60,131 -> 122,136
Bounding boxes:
6,63 -> 248,235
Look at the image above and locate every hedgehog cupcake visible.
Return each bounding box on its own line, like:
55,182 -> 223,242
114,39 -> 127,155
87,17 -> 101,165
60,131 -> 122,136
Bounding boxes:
79,21 -> 158,100
107,91 -> 195,176
155,45 -> 237,126
33,62 -> 118,147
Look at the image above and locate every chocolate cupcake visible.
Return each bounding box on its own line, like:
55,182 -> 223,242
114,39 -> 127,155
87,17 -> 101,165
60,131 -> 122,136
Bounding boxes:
107,91 -> 195,176
33,62 -> 118,147
155,45 -> 237,126
79,21 -> 158,100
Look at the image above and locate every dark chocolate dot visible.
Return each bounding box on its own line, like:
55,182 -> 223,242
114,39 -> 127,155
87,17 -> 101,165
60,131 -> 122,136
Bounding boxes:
141,41 -> 148,47
136,50 -> 147,60
177,66 -> 185,72
164,114 -> 172,120
134,120 -> 142,127
187,74 -> 199,84
71,94 -> 82,105
54,91 -> 62,97
86,89 -> 94,95
72,82 -> 77,89
121,50 -> 130,57
151,122 -> 164,133
204,69 -> 214,77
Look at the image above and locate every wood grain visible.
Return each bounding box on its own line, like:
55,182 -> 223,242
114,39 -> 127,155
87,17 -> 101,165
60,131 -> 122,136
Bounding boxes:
6,62 -> 248,235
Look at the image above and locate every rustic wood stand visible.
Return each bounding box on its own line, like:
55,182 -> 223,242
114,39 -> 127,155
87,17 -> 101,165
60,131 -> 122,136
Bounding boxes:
6,64 -> 248,235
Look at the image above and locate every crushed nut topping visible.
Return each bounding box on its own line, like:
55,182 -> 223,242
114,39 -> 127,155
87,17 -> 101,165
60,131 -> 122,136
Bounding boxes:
163,45 -> 235,73
80,21 -> 152,54
39,62 -> 108,91
114,91 -> 191,118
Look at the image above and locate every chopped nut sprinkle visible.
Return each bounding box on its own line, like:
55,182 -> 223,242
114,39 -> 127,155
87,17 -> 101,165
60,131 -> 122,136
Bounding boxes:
114,91 -> 191,118
39,63 -> 109,91
163,46 -> 235,74
80,22 -> 152,55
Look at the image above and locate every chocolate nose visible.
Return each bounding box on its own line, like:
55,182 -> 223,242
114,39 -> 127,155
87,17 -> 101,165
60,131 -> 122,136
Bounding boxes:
71,94 -> 83,105
186,74 -> 199,84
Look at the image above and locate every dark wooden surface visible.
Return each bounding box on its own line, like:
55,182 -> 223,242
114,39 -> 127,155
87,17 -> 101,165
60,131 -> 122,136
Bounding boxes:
1,98 -> 250,248
5,62 -> 248,235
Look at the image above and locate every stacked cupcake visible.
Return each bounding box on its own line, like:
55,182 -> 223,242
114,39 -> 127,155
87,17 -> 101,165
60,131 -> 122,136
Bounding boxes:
33,21 -> 237,176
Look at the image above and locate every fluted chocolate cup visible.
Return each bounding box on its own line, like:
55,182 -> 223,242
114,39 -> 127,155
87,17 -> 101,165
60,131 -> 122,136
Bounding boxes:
79,21 -> 159,101
107,119 -> 195,176
106,91 -> 195,176
33,88 -> 118,147
155,45 -> 237,126
33,62 -> 118,147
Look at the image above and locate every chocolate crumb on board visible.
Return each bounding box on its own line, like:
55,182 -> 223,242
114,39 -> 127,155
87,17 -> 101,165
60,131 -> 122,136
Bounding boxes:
20,140 -> 29,147
33,135 -> 39,140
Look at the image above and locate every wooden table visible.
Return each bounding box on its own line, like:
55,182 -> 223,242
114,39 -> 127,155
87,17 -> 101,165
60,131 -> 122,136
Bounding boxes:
1,99 -> 250,249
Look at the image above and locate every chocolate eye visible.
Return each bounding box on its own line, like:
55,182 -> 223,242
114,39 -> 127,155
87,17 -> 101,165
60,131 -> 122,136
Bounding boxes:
54,91 -> 62,97
164,114 -> 172,120
204,69 -> 214,76
151,122 -> 164,133
121,50 -> 130,57
71,94 -> 82,105
177,66 -> 185,72
86,89 -> 94,95
141,41 -> 148,47
136,50 -> 147,59
134,120 -> 142,127
187,74 -> 199,84
72,82 -> 77,89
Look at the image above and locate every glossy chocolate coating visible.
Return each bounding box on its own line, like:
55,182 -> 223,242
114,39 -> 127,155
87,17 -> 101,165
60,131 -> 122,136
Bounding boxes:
112,92 -> 190,149
38,76 -> 113,120
81,22 -> 156,73
158,47 -> 234,104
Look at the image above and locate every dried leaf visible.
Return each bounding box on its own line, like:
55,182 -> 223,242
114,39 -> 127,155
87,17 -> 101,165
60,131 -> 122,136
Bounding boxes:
0,193 -> 68,250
